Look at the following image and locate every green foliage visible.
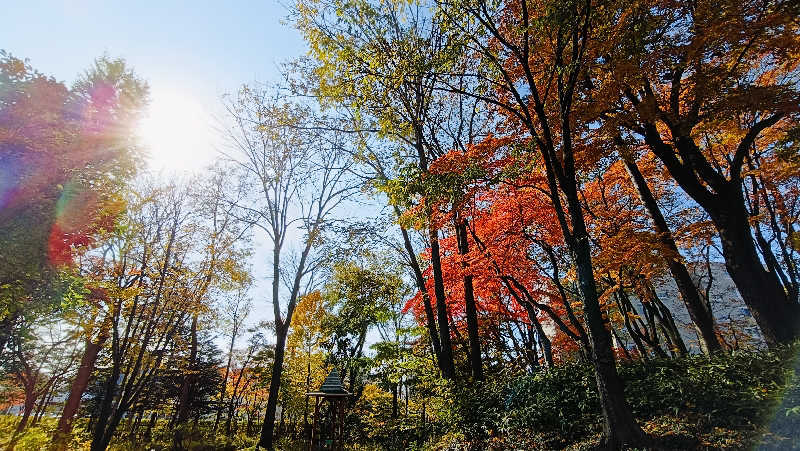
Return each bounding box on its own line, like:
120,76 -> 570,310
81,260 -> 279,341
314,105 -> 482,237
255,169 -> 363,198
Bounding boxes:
0,416 -> 91,451
434,345 -> 800,449
0,51 -> 148,365
322,256 -> 409,370
621,348 -> 793,426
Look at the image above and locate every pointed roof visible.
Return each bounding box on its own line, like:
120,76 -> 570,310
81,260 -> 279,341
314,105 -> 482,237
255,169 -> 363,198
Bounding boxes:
319,368 -> 349,395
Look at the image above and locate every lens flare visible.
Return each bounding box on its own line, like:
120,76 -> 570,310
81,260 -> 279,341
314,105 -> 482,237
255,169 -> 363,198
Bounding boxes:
47,179 -> 98,265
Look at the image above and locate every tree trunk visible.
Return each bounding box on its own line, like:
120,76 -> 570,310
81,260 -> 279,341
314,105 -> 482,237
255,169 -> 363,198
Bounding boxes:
52,337 -> 105,449
144,411 -> 157,441
391,382 -> 398,418
174,314 -> 199,448
15,393 -> 36,435
620,153 -> 721,353
564,176 -> 646,447
258,325 -> 288,449
225,398 -> 236,436
455,220 -> 483,381
90,367 -> 120,451
5,392 -> 35,451
213,326 -> 237,436
33,381 -> 56,425
278,405 -> 285,436
573,237 -> 645,448
0,312 -> 18,362
397,216 -> 442,366
530,311 -> 553,367
94,405 -> 126,451
638,277 -> 688,356
429,226 -> 456,380
709,191 -> 800,346
128,407 -> 144,441
642,128 -> 800,346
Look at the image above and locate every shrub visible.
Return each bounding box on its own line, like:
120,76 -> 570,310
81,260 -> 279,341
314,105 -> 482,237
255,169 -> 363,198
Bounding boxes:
436,343 -> 800,449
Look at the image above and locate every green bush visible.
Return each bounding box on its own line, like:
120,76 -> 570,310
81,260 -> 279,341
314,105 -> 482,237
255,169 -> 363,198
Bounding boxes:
435,344 -> 800,449
622,348 -> 792,427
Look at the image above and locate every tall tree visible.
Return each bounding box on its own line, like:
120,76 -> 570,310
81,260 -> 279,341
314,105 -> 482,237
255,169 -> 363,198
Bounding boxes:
0,53 -> 149,449
616,148 -> 721,353
86,180 -> 232,451
173,167 -> 252,448
596,0 -> 800,345
436,0 -> 648,445
0,53 -> 146,364
213,287 -> 252,435
223,87 -> 356,449
293,0 -> 463,379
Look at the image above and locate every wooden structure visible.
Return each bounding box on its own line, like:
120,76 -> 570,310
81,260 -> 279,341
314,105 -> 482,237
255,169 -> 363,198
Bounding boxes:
306,369 -> 350,451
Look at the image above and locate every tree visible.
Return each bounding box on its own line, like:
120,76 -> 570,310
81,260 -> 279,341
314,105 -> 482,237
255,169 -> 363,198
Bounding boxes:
293,0 -> 464,379
321,257 -> 409,398
4,315 -> 80,447
283,291 -> 329,436
595,0 -> 800,345
409,147 -> 582,367
222,331 -> 272,438
222,86 -> 356,449
173,166 -> 252,448
0,53 -> 146,364
0,53 -> 149,449
213,286 -> 252,435
435,0 -> 648,446
614,148 -> 721,354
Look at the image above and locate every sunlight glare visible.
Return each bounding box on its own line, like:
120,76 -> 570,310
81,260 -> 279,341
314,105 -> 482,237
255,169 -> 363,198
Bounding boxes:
138,85 -> 217,172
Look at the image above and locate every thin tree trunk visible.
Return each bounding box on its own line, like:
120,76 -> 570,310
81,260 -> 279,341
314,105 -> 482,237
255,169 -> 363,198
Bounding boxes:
455,220 -> 483,381
258,325 -> 288,449
144,411 -> 157,441
174,314 -> 199,448
128,407 -> 144,441
620,152 -> 721,353
278,405 -> 285,436
429,226 -> 456,380
391,382 -> 398,418
52,336 -> 105,449
410,128 -> 455,379
90,367 -> 120,451
225,398 -> 236,436
638,277 -> 688,356
0,312 -> 16,362
396,214 -> 442,366
33,380 -> 56,425
213,327 -> 237,436
615,287 -> 664,358
530,311 -> 553,367
5,393 -> 35,451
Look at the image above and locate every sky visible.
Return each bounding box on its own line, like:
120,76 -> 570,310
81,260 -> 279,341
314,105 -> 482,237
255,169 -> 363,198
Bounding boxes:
2,0 -> 307,171
2,1 -> 316,336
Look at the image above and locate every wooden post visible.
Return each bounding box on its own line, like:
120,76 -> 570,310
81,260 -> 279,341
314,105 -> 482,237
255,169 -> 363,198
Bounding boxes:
309,397 -> 320,451
327,399 -> 334,450
338,399 -> 346,451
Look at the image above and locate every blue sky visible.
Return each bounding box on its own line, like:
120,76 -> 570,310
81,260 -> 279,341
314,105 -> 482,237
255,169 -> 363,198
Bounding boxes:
3,0 -> 304,86
2,0 -> 307,170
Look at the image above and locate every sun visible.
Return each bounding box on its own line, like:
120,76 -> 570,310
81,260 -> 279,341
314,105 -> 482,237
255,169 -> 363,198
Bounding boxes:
137,84 -> 217,172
